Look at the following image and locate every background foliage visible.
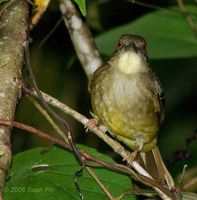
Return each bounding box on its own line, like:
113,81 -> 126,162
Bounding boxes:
4,146 -> 134,200
5,0 -> 197,199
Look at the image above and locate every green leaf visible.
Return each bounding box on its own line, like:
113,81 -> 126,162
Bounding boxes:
4,146 -> 135,200
95,6 -> 197,59
74,0 -> 86,16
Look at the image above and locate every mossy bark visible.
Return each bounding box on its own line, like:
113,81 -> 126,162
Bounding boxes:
0,0 -> 29,195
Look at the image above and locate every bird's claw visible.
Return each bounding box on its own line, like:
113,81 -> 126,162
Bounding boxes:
123,151 -> 138,164
84,118 -> 99,132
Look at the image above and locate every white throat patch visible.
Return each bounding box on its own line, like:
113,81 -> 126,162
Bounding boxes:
115,51 -> 146,74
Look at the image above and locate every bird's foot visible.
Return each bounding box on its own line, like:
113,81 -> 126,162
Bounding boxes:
123,150 -> 138,164
84,118 -> 99,132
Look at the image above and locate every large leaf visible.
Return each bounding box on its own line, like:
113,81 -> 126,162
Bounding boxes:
4,146 -> 135,200
95,6 -> 197,59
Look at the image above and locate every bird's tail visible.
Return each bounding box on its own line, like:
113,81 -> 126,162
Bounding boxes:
140,146 -> 175,188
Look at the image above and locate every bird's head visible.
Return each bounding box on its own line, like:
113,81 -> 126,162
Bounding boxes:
116,34 -> 147,56
109,34 -> 149,74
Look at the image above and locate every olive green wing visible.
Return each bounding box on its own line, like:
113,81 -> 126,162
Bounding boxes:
141,71 -> 165,126
153,74 -> 165,124
88,64 -> 111,93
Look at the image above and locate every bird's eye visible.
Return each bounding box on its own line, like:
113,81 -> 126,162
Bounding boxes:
143,45 -> 147,53
140,44 -> 147,55
116,41 -> 122,49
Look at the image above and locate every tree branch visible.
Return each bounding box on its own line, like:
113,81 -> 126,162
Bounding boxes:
59,0 -> 102,79
0,0 -> 29,195
0,118 -> 133,176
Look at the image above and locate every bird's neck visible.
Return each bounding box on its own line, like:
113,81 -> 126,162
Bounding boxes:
110,51 -> 147,75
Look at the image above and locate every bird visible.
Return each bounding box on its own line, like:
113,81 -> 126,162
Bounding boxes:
89,34 -> 174,186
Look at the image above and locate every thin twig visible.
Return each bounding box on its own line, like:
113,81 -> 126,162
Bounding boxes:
126,0 -> 197,17
37,17 -> 63,50
86,167 -> 114,200
177,0 -> 197,34
178,164 -> 188,193
28,87 -> 178,200
117,188 -> 157,199
0,119 -> 70,149
24,41 -> 85,165
28,96 -> 68,143
182,176 -> 197,190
